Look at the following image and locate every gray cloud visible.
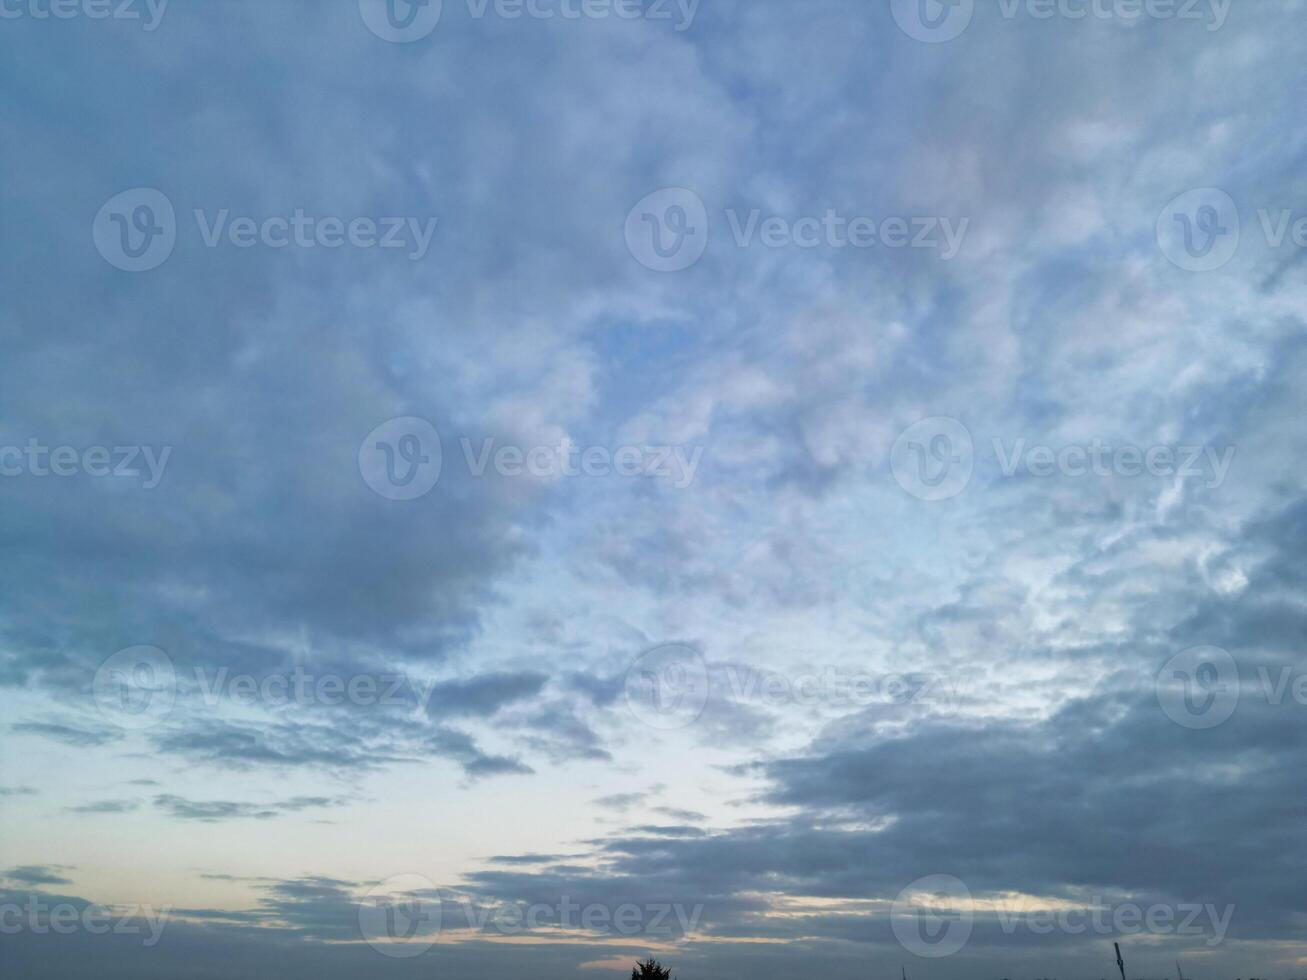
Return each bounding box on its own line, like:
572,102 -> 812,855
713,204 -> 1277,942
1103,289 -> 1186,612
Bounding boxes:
2,1 -> 1306,978
9,721 -> 119,748
3,865 -> 75,886
423,672 -> 549,719
66,800 -> 140,815
153,794 -> 351,823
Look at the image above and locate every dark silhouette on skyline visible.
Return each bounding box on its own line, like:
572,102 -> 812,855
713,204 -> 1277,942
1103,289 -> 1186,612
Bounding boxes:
632,957 -> 675,980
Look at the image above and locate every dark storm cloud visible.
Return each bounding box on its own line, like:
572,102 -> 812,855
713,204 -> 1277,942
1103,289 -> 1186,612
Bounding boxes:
460,486 -> 1307,953
425,728 -> 534,778
560,668 -> 625,708
545,682 -> 1307,946
422,671 -> 549,719
2,0 -> 1306,978
514,700 -> 614,762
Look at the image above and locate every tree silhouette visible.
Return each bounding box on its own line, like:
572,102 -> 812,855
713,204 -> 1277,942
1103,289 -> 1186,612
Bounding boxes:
631,958 -> 674,980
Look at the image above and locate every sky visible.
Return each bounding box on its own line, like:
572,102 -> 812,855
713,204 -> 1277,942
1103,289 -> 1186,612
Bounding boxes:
2,1 -> 1307,978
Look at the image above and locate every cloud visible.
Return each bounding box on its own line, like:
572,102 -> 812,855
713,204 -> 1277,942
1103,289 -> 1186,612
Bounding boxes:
423,671 -> 549,719
153,794 -> 352,823
424,727 -> 535,779
592,793 -> 649,812
3,865 -> 75,886
66,800 -> 140,814
2,2 -> 1306,978
652,806 -> 707,823
8,721 -> 119,748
